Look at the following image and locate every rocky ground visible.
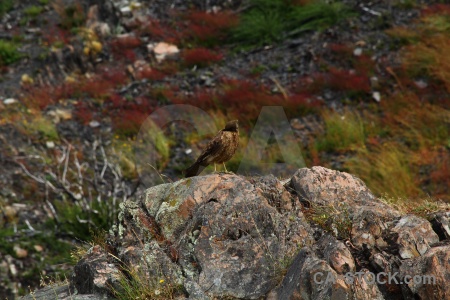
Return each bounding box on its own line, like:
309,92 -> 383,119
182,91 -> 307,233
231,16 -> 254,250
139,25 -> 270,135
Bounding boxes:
23,167 -> 450,299
0,0 -> 449,298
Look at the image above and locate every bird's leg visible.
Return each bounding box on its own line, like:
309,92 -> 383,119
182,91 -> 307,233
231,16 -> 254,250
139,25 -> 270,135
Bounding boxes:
214,164 -> 217,172
223,163 -> 228,172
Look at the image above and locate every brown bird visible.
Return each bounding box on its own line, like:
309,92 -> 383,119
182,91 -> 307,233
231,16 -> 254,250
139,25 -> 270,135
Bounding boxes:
185,120 -> 239,177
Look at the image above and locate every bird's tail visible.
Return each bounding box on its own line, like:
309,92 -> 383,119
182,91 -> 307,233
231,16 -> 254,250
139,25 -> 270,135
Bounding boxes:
184,162 -> 206,178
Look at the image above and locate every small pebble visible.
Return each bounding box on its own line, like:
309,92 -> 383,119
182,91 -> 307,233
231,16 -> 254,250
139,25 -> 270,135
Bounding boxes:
372,91 -> 381,102
3,98 -> 17,105
13,245 -> 28,259
89,120 -> 101,128
34,245 -> 44,252
353,48 -> 363,56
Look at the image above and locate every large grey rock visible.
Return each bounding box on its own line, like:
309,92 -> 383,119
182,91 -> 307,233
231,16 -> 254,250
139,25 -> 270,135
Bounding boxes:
117,173 -> 314,299
399,245 -> 450,299
429,211 -> 450,240
269,247 -> 384,300
315,234 -> 355,274
291,166 -> 402,246
26,167 -> 449,300
73,245 -> 120,297
391,215 -> 439,259
21,284 -> 107,300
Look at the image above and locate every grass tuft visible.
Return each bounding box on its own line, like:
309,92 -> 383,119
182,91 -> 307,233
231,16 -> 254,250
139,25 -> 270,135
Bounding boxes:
113,266 -> 183,300
0,40 -> 22,66
21,116 -> 59,141
0,0 -> 13,17
316,109 -> 365,152
380,195 -> 450,220
303,202 -> 353,239
52,0 -> 85,29
346,143 -> 420,199
232,0 -> 353,48
24,5 -> 43,17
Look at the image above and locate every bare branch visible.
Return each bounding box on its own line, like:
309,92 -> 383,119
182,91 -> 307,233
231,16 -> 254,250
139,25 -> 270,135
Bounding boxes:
62,144 -> 71,185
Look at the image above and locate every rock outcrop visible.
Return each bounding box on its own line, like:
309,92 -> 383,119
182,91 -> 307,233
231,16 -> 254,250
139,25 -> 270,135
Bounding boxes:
23,167 -> 450,299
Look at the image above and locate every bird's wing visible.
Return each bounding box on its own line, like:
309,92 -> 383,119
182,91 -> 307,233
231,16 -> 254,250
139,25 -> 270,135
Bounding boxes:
196,131 -> 224,165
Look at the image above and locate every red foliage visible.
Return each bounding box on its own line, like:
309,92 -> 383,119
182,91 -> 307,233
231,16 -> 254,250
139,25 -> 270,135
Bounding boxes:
421,4 -> 450,16
105,94 -> 126,109
310,68 -> 370,93
182,48 -> 223,67
24,85 -> 56,109
25,82 -> 78,109
137,10 -> 237,46
141,18 -> 183,44
122,49 -> 137,62
42,27 -> 71,46
328,43 -> 353,56
100,68 -> 128,86
110,35 -> 142,49
102,93 -> 155,136
23,67 -> 128,109
366,136 -> 381,146
223,82 -> 321,116
172,89 -> 216,110
79,68 -> 128,98
219,79 -> 283,118
183,10 -> 238,42
158,61 -> 179,75
74,104 -> 94,125
135,67 -> 166,81
328,44 -> 375,75
294,69 -> 371,96
309,144 -> 321,166
430,152 -> 450,189
413,149 -> 450,201
79,78 -> 113,98
293,75 -> 325,94
110,35 -> 141,61
168,78 -> 322,124
354,54 -> 376,75
53,82 -> 79,99
112,105 -> 154,136
149,85 -> 176,103
286,93 -> 323,115
113,111 -> 146,136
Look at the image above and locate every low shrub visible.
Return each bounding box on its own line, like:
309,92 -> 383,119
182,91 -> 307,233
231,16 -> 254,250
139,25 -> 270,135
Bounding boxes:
232,0 -> 353,48
0,40 -> 22,66
182,48 -> 223,67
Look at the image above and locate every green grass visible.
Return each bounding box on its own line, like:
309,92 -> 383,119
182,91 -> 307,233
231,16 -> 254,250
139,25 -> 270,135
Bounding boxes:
233,4 -> 285,47
380,195 -> 450,220
304,202 -> 352,239
315,109 -> 366,152
24,5 -> 43,17
0,40 -> 22,66
55,2 -> 86,29
0,0 -> 13,17
0,225 -> 74,296
232,0 -> 354,48
113,267 -> 184,300
135,121 -> 172,171
393,0 -> 417,9
346,143 -> 421,198
22,117 -> 59,141
49,198 -> 119,241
